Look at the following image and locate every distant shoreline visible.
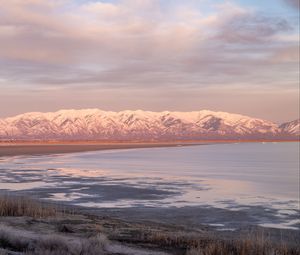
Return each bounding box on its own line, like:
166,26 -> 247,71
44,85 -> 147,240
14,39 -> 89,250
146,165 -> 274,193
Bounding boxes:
0,142 -> 202,157
0,140 -> 298,157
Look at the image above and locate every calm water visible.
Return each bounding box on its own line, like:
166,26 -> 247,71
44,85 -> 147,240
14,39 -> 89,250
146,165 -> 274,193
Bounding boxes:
0,142 -> 299,230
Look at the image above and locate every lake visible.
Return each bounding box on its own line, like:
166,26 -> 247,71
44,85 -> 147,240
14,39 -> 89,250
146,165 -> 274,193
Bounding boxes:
0,142 -> 299,230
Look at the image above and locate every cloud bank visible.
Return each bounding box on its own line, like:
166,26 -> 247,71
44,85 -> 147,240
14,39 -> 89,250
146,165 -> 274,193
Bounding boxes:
0,0 -> 299,122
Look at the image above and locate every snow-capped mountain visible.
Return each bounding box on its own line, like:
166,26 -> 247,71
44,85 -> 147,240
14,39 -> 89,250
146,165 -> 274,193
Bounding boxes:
0,109 -> 298,140
280,119 -> 300,136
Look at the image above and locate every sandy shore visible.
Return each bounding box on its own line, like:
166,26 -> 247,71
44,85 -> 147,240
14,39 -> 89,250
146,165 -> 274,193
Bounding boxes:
0,142 -> 202,157
1,140 -> 296,157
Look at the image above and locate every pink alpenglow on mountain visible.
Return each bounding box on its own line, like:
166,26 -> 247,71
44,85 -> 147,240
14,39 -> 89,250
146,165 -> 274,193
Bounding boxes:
280,119 -> 300,136
0,109 -> 298,140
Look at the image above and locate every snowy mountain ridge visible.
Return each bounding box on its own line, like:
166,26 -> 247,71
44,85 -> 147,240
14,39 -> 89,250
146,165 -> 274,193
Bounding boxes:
0,109 -> 298,140
280,119 -> 300,136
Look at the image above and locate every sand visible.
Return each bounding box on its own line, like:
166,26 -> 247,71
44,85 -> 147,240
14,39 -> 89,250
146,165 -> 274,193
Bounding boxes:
1,139 -> 296,157
0,142 -> 200,157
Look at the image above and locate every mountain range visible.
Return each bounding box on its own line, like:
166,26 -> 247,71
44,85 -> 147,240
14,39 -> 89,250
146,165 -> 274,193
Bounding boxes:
0,109 -> 299,141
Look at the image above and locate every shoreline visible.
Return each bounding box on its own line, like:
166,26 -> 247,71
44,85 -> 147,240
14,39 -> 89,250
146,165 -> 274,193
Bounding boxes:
0,194 -> 299,255
0,142 -> 203,157
0,140 -> 298,157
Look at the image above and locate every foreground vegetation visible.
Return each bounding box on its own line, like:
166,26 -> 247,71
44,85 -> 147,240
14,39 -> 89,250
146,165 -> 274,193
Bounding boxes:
0,194 -> 58,218
0,194 -> 299,255
0,226 -> 108,255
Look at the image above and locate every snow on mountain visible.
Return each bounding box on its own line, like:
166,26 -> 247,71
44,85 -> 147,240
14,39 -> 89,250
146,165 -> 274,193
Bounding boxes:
279,119 -> 300,136
0,109 -> 296,140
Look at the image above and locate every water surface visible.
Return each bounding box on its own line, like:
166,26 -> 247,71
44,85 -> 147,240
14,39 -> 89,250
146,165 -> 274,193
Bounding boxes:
0,142 -> 299,230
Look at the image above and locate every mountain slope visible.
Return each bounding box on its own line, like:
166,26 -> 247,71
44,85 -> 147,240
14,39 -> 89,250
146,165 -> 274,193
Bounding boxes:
0,109 -> 297,140
280,119 -> 300,136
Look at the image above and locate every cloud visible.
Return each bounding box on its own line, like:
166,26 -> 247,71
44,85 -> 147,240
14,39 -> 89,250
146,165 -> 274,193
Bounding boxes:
0,0 -> 298,121
216,14 -> 291,43
283,0 -> 300,9
271,45 -> 299,63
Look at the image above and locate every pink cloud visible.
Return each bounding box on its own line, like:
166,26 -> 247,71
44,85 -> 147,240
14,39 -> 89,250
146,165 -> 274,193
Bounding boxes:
0,0 -> 298,121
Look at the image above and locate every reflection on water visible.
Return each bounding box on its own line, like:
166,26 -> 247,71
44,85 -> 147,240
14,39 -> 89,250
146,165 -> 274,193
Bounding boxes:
0,181 -> 48,190
0,142 -> 299,230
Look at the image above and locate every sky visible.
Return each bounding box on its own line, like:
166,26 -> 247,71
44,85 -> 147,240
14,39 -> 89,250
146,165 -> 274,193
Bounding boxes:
0,0 -> 299,123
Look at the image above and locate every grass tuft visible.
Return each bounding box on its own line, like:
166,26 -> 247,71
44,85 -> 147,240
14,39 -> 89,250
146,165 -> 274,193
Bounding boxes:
186,238 -> 300,255
0,194 -> 57,218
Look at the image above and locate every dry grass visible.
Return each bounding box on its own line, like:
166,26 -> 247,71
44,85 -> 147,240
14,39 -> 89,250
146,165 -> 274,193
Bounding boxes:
30,234 -> 108,255
0,226 -> 33,252
186,238 -> 300,255
0,194 -> 109,254
117,228 -> 300,255
0,226 -> 108,255
0,194 -> 58,218
1,194 -> 299,255
138,230 -> 201,248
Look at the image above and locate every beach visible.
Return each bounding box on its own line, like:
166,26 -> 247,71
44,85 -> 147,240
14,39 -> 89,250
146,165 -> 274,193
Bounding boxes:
0,142 -> 201,157
0,140 -> 296,157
